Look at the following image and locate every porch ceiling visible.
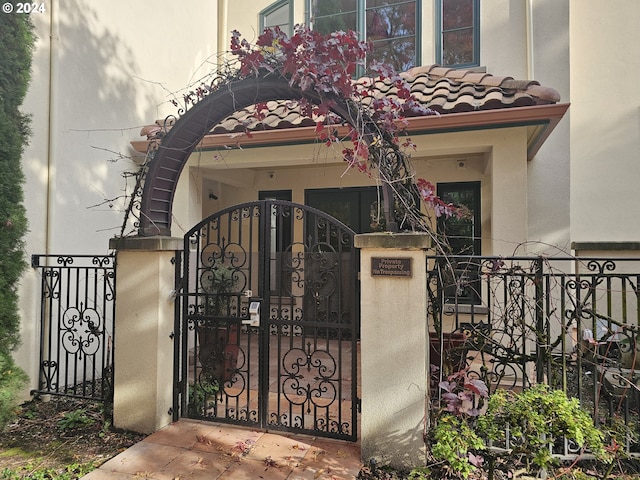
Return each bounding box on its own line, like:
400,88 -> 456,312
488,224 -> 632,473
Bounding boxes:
133,65 -> 568,161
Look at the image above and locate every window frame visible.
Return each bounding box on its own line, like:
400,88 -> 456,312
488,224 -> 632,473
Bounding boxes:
260,0 -> 294,36
306,0 -> 421,74
435,0 -> 480,68
436,181 -> 481,255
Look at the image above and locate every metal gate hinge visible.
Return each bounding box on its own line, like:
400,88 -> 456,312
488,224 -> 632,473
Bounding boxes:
169,331 -> 175,340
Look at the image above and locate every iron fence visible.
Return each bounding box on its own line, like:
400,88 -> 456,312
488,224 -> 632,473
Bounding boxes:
427,255 -> 640,456
31,254 -> 115,402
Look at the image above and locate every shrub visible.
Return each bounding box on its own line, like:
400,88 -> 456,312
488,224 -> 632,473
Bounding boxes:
0,9 -> 35,429
0,351 -> 29,429
476,384 -> 610,472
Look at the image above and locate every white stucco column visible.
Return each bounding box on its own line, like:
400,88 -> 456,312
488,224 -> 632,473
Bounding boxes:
490,129 -> 528,255
109,236 -> 182,434
355,232 -> 431,469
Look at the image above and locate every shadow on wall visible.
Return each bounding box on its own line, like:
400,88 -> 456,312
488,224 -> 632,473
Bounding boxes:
45,0 -> 159,247
361,416 -> 426,471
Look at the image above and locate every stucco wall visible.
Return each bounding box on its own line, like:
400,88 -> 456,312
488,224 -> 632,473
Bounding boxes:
178,127 -> 531,256
17,0 -> 221,393
570,1 -> 640,243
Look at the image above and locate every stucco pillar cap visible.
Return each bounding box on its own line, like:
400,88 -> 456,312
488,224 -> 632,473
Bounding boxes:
109,236 -> 182,252
354,232 -> 433,250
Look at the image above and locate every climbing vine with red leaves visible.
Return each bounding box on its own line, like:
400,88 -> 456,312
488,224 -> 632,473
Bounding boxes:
177,25 -> 460,233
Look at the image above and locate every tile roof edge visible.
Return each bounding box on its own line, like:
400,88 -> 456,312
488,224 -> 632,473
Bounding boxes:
401,64 -> 560,103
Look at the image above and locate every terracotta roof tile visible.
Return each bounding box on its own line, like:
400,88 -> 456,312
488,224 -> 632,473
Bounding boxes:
141,65 -> 561,139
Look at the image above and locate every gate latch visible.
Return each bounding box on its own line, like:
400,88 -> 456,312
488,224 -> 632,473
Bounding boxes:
242,301 -> 261,327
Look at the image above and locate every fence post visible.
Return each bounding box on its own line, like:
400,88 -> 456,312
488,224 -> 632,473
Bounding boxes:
109,236 -> 182,434
534,256 -> 546,384
355,232 -> 432,470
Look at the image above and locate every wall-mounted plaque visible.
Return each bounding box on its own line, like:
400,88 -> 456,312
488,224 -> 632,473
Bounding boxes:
371,257 -> 412,277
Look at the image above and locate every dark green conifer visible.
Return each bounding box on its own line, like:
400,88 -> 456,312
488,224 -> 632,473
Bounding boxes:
0,10 -> 35,428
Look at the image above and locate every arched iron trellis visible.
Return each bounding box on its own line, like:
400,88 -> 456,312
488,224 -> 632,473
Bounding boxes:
139,75 -> 389,236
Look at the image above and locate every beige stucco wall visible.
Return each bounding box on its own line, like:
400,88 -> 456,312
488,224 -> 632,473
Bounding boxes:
570,1 -> 640,244
175,127 -> 529,256
17,0 -> 221,394
526,0 -> 570,254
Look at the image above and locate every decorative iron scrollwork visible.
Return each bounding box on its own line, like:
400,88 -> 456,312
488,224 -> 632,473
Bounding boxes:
61,302 -> 103,359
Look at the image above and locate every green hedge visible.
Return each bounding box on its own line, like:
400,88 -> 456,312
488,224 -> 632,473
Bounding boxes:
0,9 -> 35,428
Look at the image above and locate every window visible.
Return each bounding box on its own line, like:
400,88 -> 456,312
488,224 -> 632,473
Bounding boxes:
437,181 -> 481,304
261,0 -> 293,35
437,181 -> 481,255
306,186 -> 380,234
309,0 -> 420,73
436,0 -> 479,68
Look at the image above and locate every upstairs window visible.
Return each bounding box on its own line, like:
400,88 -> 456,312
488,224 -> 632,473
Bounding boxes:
436,0 -> 479,67
310,0 -> 420,73
261,0 -> 293,35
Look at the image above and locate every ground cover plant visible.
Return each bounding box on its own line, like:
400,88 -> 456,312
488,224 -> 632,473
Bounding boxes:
0,396 -> 144,479
357,369 -> 640,480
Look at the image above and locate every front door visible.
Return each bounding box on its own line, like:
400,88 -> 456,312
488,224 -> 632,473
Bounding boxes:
174,200 -> 359,441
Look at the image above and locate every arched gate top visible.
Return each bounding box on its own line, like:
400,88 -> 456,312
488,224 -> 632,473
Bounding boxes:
139,75 -> 366,237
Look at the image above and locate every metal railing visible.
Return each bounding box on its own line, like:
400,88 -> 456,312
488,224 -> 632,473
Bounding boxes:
427,255 -> 640,455
32,254 -> 115,402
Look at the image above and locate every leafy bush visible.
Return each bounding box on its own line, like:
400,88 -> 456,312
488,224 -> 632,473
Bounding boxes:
0,351 -> 28,428
428,369 -> 488,478
476,384 -> 610,472
428,375 -> 611,479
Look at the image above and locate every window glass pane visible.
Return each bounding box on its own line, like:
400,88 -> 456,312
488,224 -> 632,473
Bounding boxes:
366,0 -> 417,69
314,13 -> 358,34
437,182 -> 480,256
312,0 -> 357,33
312,0 -> 418,71
442,28 -> 474,66
366,3 -> 416,39
437,182 -> 481,304
312,0 -> 357,15
369,37 -> 416,71
306,187 -> 379,234
264,4 -> 289,30
440,0 -> 477,67
442,0 -> 473,30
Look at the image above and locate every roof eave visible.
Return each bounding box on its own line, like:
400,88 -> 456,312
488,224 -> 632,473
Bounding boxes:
131,103 -> 569,161
403,103 -> 569,160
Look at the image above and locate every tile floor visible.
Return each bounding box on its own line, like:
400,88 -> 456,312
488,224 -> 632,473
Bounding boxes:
81,419 -> 362,479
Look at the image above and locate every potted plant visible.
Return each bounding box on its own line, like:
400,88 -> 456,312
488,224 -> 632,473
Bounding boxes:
197,265 -> 239,385
427,265 -> 470,376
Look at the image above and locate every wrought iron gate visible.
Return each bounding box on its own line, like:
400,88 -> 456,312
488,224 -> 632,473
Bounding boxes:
31,254 -> 115,401
174,200 -> 359,441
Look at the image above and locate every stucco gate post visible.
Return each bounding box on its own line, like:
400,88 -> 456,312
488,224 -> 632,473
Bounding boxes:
108,236 -> 182,434
355,232 -> 431,469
